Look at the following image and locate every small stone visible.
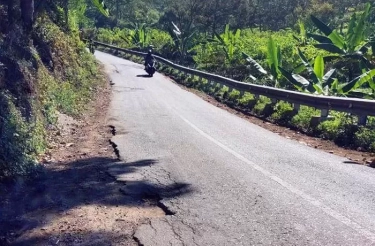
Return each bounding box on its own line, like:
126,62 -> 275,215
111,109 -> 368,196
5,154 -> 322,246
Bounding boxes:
329,151 -> 334,154
66,143 -> 74,147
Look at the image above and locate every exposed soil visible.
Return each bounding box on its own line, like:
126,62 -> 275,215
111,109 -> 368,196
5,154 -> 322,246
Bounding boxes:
166,75 -> 375,168
0,70 -> 164,246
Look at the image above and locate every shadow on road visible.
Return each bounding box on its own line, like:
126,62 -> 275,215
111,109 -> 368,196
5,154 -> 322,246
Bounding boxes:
0,157 -> 193,245
136,74 -> 152,78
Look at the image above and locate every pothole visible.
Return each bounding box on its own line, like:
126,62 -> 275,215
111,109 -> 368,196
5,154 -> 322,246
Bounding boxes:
133,235 -> 144,246
108,125 -> 116,136
107,125 -> 120,159
109,139 -> 120,160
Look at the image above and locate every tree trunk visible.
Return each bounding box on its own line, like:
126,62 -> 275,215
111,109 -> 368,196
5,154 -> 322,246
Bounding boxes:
20,0 -> 34,32
7,0 -> 16,26
63,0 -> 69,30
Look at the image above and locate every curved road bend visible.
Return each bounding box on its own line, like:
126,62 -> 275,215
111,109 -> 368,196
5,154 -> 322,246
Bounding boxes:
96,51 -> 375,246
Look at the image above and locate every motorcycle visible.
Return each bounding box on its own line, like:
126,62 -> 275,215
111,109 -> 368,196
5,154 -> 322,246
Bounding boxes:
145,60 -> 156,77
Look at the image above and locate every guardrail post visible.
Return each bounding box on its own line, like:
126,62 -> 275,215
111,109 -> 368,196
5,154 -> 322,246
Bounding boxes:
271,98 -> 278,105
358,115 -> 367,126
254,94 -> 259,100
311,108 -> 333,127
293,103 -> 300,112
239,91 -> 245,97
228,87 -> 233,93
321,109 -> 329,118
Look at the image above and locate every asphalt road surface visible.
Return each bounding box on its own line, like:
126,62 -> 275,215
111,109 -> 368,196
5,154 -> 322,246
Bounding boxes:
96,51 -> 375,246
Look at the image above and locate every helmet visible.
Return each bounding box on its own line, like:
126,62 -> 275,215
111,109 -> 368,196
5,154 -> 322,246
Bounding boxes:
148,50 -> 152,54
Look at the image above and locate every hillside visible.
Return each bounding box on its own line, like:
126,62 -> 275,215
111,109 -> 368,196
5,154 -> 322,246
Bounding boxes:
0,1 -> 105,179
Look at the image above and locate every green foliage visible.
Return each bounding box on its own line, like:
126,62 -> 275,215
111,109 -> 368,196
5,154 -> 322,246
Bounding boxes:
291,106 -> 319,131
212,24 -> 242,64
97,28 -> 128,46
316,112 -> 347,139
0,92 -> 45,178
0,13 -> 104,179
354,127 -> 375,151
242,35 -> 282,87
166,22 -> 197,62
128,24 -> 151,49
271,102 -> 295,125
308,5 -> 375,86
253,96 -> 271,115
91,0 -> 110,17
279,49 -> 341,95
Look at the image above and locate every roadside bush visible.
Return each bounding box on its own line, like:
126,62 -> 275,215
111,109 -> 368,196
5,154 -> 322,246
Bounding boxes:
291,106 -> 319,132
354,127 -> 375,152
253,96 -> 271,115
271,101 -> 295,125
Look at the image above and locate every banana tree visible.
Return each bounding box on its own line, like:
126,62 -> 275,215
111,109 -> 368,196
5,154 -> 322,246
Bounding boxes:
279,49 -> 337,95
279,48 -> 375,97
128,24 -> 150,49
211,24 -> 241,64
91,0 -> 110,17
308,3 -> 374,79
242,36 -> 282,87
166,22 -> 197,63
293,20 -> 308,46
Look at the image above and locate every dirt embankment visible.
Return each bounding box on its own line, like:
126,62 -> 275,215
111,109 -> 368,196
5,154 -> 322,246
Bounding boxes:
0,76 -> 164,246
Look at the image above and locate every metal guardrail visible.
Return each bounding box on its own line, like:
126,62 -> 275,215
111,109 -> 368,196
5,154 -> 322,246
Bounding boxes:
90,40 -> 375,124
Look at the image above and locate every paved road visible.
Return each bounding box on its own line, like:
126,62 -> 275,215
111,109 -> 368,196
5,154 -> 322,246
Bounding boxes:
96,51 -> 375,246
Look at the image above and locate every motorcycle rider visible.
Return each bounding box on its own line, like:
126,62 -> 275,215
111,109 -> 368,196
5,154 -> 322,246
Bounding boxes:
144,49 -> 155,70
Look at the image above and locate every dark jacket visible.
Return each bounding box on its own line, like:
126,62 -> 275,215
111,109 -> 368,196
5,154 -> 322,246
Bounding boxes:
144,53 -> 154,65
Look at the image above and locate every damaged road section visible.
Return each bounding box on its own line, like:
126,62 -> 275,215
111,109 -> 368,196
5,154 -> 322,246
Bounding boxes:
106,125 -> 194,245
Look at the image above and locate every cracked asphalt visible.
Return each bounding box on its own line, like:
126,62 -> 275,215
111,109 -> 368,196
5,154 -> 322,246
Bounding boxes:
96,51 -> 375,246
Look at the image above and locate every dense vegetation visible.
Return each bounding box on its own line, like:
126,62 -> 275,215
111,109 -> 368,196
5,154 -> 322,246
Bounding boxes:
0,0 -> 108,179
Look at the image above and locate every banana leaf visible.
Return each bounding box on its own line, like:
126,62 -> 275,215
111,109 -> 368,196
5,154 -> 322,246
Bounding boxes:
310,15 -> 332,36
279,67 -> 309,90
322,69 -> 336,88
314,55 -> 324,81
310,15 -> 345,48
242,52 -> 267,75
91,0 -> 109,17
297,48 -> 318,84
314,43 -> 345,54
328,30 -> 345,49
341,69 -> 375,93
348,3 -> 371,50
267,36 -> 280,79
306,33 -> 332,44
